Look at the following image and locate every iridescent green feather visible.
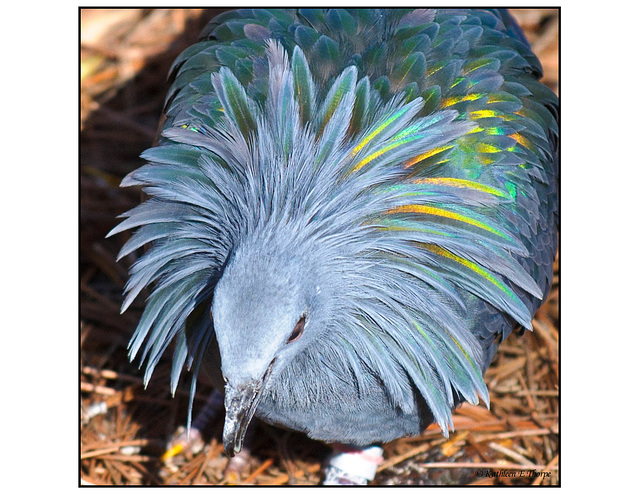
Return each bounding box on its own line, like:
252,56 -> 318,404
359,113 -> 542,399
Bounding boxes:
211,66 -> 257,137
291,45 -> 316,124
316,65 -> 357,134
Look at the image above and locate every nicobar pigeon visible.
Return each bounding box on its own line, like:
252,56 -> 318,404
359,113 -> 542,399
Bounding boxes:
109,8 -> 558,485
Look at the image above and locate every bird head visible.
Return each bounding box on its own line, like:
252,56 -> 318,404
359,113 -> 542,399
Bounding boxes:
211,242 -> 323,456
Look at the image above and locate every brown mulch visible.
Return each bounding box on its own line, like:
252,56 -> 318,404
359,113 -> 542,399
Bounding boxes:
80,8 -> 559,486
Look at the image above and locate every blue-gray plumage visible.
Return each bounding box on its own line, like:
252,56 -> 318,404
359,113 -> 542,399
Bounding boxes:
109,8 -> 558,459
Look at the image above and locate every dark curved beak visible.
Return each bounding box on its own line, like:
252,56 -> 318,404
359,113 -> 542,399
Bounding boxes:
222,362 -> 274,457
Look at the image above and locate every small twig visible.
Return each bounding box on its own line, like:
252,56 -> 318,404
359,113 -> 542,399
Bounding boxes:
486,356 -> 526,386
473,428 -> 552,443
517,371 -> 538,415
81,381 -> 117,396
243,458 -> 274,484
516,389 -> 558,397
488,442 -> 535,467
377,439 -> 442,472
194,442 -> 225,484
81,366 -> 145,384
162,451 -> 203,485
268,463 -> 322,485
98,454 -> 155,462
82,438 -> 161,458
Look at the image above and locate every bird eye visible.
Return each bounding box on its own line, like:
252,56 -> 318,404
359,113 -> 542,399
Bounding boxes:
287,315 -> 306,344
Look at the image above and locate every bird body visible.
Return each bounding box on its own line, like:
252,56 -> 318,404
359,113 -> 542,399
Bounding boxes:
110,8 -> 558,456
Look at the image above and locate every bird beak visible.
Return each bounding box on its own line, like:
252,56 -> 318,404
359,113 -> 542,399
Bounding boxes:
222,361 -> 274,457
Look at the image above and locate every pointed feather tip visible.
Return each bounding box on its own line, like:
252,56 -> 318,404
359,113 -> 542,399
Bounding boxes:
119,170 -> 141,188
126,341 -> 139,361
120,291 -> 136,314
105,218 -> 127,239
432,405 -> 456,438
531,280 -> 544,300
120,301 -> 132,315
475,382 -> 490,408
115,246 -> 129,263
143,368 -> 154,389
170,378 -> 180,398
105,225 -> 118,239
127,330 -> 148,367
105,210 -> 133,238
438,419 -> 453,438
482,389 -> 490,409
